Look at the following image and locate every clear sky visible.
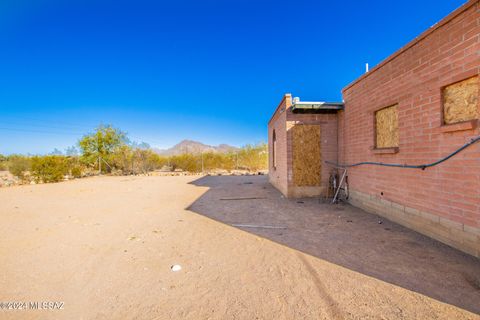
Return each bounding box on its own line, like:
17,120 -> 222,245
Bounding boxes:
0,0 -> 467,154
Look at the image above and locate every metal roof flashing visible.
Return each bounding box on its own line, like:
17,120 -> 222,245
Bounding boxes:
291,97 -> 344,113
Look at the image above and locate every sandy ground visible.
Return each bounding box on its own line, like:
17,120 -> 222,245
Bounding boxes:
0,175 -> 478,319
190,175 -> 480,315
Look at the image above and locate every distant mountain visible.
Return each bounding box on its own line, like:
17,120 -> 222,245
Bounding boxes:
154,140 -> 239,156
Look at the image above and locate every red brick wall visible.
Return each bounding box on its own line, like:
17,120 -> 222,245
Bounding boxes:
268,94 -> 291,196
341,1 -> 480,230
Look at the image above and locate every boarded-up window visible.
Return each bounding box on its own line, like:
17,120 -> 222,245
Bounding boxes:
292,125 -> 321,186
375,105 -> 399,148
443,76 -> 479,124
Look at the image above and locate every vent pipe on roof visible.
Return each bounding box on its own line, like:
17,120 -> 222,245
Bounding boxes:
366,63 -> 369,73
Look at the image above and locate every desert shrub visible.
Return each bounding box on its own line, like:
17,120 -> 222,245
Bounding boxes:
169,153 -> 201,172
151,154 -> 169,170
8,155 -> 31,180
237,143 -> 268,171
111,145 -> 134,174
160,145 -> 267,173
133,148 -> 163,174
0,154 -> 7,171
71,166 -> 82,178
31,156 -> 68,183
200,152 -> 235,172
110,146 -> 166,175
66,156 -> 83,178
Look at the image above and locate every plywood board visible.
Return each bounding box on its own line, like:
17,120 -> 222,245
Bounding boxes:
443,76 -> 479,124
292,125 -> 321,186
376,105 -> 399,148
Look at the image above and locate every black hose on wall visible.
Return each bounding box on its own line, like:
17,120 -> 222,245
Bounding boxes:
326,135 -> 480,170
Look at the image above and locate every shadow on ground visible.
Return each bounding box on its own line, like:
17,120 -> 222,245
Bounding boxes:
187,175 -> 480,315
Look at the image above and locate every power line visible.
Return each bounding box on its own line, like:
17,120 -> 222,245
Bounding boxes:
0,115 -> 99,130
0,127 -> 85,136
0,126 -> 168,150
0,120 -> 95,132
0,117 -> 169,147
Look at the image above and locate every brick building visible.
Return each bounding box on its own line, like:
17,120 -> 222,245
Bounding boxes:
268,95 -> 342,198
268,0 -> 480,257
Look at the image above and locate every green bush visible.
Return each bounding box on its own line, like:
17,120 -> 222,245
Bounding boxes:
151,154 -> 169,170
111,145 -> 134,174
70,166 -> 83,178
237,143 -> 267,171
65,156 -> 83,178
31,156 -> 68,183
8,155 -> 31,180
110,146 -> 169,174
133,148 -> 167,174
0,154 -> 7,171
169,153 -> 201,172
200,152 -> 235,171
158,144 -> 267,173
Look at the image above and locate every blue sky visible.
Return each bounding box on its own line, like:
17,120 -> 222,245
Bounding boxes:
0,0 -> 466,154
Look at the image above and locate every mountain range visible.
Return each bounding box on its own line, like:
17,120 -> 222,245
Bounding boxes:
153,140 -> 239,156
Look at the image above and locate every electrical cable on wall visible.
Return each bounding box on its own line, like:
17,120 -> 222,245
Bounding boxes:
326,135 -> 480,170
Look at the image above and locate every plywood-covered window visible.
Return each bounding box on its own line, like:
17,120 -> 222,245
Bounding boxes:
443,76 -> 479,125
292,124 -> 321,186
375,104 -> 399,148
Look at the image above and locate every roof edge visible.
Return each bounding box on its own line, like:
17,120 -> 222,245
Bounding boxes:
268,93 -> 292,125
292,102 -> 344,111
342,0 -> 478,93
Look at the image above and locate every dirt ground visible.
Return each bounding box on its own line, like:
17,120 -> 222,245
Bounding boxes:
0,175 -> 479,319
